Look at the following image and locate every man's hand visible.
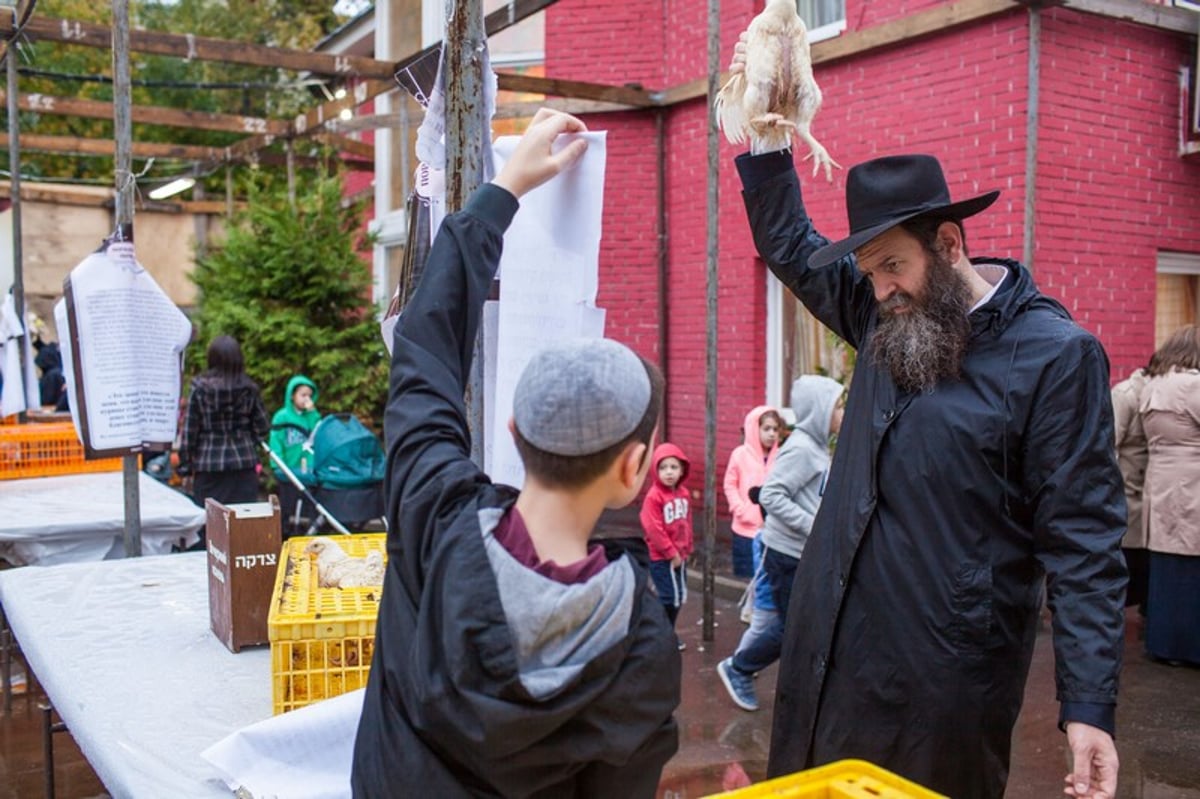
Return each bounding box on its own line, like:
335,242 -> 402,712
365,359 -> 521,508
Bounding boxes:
492,108 -> 588,199
671,555 -> 683,569
1062,722 -> 1119,798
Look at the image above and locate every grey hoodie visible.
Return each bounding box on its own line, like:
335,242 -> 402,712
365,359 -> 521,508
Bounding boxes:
760,375 -> 843,560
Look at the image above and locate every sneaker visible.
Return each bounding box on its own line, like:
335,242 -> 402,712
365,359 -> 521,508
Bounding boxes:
717,657 -> 758,711
677,639 -> 687,652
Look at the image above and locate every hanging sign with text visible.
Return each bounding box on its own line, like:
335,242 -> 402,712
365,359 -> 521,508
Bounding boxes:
57,243 -> 193,458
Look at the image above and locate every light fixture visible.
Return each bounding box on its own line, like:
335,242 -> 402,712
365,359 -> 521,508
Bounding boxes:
334,87 -> 347,100
148,177 -> 196,200
339,108 -> 353,121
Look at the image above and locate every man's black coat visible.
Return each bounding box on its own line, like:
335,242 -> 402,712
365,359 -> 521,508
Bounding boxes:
739,152 -> 1127,799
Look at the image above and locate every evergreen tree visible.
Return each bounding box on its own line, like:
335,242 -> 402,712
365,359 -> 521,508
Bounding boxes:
190,172 -> 386,429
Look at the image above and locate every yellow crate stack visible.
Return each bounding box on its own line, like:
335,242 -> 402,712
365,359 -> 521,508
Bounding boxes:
703,759 -> 947,799
267,533 -> 388,714
0,421 -> 124,480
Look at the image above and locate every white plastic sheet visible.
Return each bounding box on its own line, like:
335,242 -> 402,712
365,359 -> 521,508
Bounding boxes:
202,688 -> 362,799
0,472 -> 203,566
0,553 -> 271,798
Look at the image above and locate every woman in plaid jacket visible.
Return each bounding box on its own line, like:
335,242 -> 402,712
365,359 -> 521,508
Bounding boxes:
179,335 -> 269,544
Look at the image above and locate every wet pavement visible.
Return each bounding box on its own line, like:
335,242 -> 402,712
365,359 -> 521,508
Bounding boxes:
2,573 -> 1199,797
663,595 -> 1200,798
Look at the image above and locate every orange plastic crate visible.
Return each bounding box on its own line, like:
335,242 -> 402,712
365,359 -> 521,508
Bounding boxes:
703,760 -> 947,798
0,421 -> 123,479
267,534 -> 387,714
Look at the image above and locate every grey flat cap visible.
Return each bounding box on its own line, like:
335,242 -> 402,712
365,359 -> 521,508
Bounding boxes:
513,339 -> 652,457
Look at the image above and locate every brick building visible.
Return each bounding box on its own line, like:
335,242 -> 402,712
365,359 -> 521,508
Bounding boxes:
538,0 -> 1200,515
338,0 -> 1200,517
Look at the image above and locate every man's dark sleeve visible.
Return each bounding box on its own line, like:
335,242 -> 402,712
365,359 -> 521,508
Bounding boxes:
1024,333 -> 1127,737
735,152 -> 875,349
384,184 -> 518,557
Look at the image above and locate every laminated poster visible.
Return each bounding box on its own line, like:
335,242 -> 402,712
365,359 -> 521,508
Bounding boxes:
59,241 -> 193,457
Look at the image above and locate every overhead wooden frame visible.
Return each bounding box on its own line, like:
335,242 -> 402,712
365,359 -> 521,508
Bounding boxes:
0,132 -> 373,170
0,88 -> 290,136
0,0 -> 649,168
3,0 -> 1194,176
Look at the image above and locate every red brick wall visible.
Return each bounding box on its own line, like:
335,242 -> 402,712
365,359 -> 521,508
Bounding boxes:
544,1 -> 1199,509
547,0 -> 766,517
1036,8 -> 1200,379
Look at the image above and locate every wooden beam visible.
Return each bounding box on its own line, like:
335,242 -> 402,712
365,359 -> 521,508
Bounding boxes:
0,90 -> 289,136
494,97 -> 642,119
0,15 -> 396,79
225,77 -> 392,162
313,132 -> 374,161
815,0 -> 1021,63
1058,0 -> 1200,35
0,132 -> 224,160
0,181 -> 245,212
496,72 -> 655,107
258,0 -> 564,154
656,0 -> 1022,106
0,181 -> 111,206
0,133 -> 374,173
181,199 -> 242,214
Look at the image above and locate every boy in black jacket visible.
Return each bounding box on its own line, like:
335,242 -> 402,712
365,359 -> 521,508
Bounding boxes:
352,109 -> 681,798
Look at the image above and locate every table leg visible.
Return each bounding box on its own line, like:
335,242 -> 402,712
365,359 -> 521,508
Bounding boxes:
2,603 -> 11,717
40,702 -> 67,799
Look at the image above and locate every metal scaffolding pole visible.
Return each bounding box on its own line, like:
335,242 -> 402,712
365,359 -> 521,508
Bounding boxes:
702,0 -> 720,641
113,0 -> 142,557
5,30 -> 25,425
444,0 -> 487,467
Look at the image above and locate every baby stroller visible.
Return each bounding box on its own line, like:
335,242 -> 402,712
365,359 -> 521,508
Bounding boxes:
271,414 -> 386,536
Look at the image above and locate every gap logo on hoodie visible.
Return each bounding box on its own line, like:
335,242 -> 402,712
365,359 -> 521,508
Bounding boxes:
663,497 -> 689,525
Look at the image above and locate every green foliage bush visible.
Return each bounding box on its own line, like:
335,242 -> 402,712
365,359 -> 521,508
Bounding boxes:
189,174 -> 387,430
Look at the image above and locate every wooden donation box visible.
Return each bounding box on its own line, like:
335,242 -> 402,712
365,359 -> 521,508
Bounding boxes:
207,496 -> 283,653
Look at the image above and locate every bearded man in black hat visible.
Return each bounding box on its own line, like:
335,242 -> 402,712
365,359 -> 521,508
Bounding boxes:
727,43 -> 1127,799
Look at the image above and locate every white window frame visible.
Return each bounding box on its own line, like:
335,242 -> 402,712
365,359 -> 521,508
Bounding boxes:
798,0 -> 846,43
807,18 -> 847,44
766,273 -> 786,409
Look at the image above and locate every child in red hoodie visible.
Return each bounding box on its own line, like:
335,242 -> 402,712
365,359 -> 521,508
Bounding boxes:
640,443 -> 694,650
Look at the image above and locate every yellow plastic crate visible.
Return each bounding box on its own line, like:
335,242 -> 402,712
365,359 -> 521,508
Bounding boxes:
267,533 -> 388,714
0,421 -> 123,480
703,759 -> 947,798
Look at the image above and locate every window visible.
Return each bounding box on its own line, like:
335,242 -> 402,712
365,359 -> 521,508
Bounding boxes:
766,271 -> 853,413
1156,251 -> 1200,347
798,0 -> 846,43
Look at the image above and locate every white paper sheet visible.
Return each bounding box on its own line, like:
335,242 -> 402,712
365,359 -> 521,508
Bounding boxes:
487,132 -> 608,488
202,688 -> 363,799
0,291 -> 39,418
65,245 -> 193,451
53,298 -> 82,434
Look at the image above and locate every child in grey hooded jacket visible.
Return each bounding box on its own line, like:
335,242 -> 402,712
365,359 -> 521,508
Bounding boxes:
759,375 -> 844,567
718,374 -> 843,712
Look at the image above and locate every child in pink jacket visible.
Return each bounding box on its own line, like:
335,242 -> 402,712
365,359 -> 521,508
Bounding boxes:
722,406 -> 782,577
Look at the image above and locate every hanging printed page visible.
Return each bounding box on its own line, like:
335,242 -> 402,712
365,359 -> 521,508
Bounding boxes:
59,240 -> 193,457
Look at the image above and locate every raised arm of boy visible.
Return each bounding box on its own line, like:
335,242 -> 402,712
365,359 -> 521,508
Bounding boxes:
384,110 -> 589,568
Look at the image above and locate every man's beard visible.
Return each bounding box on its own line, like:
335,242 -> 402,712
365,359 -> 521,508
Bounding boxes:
869,249 -> 973,394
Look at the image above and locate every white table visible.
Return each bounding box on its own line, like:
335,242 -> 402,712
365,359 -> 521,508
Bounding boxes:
0,553 -> 270,798
0,472 -> 204,566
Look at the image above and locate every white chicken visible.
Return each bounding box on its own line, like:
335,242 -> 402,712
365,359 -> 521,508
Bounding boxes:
715,0 -> 841,179
304,538 -> 386,589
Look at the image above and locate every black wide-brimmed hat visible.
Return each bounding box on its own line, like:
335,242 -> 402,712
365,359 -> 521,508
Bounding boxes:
808,154 -> 1000,269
